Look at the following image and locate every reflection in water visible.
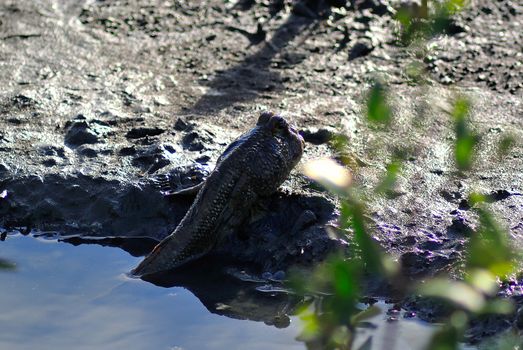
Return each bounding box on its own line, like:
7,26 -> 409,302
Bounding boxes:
139,255 -> 298,328
60,235 -> 300,327
0,234 -> 303,350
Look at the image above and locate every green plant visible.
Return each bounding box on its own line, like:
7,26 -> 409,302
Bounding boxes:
293,1 -> 520,348
0,258 -> 15,271
395,0 -> 467,45
298,87 -> 519,349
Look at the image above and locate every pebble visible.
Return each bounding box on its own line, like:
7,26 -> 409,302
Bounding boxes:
174,118 -> 190,131
119,146 -> 137,156
42,158 -> 58,167
12,94 -> 36,109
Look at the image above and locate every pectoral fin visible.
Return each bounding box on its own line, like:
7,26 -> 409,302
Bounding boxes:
163,182 -> 204,196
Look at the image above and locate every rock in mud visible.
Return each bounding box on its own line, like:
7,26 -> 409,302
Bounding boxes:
131,144 -> 176,173
182,131 -> 206,151
64,116 -> 100,146
349,41 -> 374,60
37,145 -> 66,158
174,118 -> 191,131
76,145 -> 98,158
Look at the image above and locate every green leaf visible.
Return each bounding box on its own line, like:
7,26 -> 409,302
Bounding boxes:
340,200 -> 385,275
498,135 -> 516,158
330,134 -> 350,153
468,192 -> 486,206
418,279 -> 486,312
351,305 -> 381,325
465,269 -> 498,296
481,333 -> 523,349
455,135 -> 477,170
466,208 -> 516,278
331,326 -> 351,348
367,82 -> 392,125
481,299 -> 514,315
332,258 -> 359,299
444,0 -> 466,14
452,96 -> 478,171
375,160 -> 402,197
427,326 -> 460,350
297,305 -> 320,341
395,7 -> 413,28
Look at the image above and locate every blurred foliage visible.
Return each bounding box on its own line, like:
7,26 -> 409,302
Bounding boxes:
451,96 -> 478,171
0,258 -> 15,271
479,332 -> 523,350
467,207 -> 516,279
303,158 -> 352,196
366,82 -> 391,125
395,0 -> 467,45
418,192 -> 517,348
294,0 -> 520,349
293,256 -> 363,350
297,75 -> 518,350
292,254 -> 386,350
339,198 -> 396,276
297,160 -> 398,348
375,160 -> 402,198
497,134 -> 516,158
405,60 -> 427,83
426,311 -> 467,350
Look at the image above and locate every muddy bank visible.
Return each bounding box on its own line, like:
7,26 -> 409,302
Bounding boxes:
1,169 -> 339,271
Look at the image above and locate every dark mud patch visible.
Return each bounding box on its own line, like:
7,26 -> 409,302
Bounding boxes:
0,171 -> 341,272
0,173 -> 185,239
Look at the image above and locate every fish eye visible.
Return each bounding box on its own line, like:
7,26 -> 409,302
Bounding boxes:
270,117 -> 288,135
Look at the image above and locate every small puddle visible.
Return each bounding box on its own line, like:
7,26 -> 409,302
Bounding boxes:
0,234 -> 302,350
0,233 -> 477,350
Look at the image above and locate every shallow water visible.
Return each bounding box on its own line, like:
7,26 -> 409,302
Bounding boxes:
0,234 -> 476,350
0,234 -> 302,350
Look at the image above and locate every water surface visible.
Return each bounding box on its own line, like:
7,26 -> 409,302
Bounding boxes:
0,234 -> 475,350
0,234 -> 302,350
